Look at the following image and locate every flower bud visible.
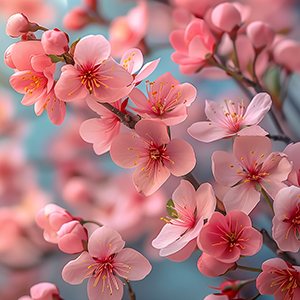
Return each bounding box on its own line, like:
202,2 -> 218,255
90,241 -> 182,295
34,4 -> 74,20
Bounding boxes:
41,28 -> 69,55
4,44 -> 16,69
62,7 -> 91,31
57,220 -> 88,254
6,13 -> 39,38
246,21 -> 275,50
211,3 -> 242,33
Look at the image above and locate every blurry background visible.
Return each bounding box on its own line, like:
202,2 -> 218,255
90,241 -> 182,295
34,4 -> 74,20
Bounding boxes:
0,0 -> 300,299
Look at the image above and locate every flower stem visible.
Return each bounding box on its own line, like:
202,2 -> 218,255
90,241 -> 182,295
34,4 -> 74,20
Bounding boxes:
236,264 -> 262,273
81,220 -> 103,227
261,189 -> 274,215
126,280 -> 136,300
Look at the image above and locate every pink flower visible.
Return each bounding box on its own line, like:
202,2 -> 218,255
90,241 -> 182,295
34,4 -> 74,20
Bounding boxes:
203,295 -> 230,300
129,72 -> 197,125
109,0 -> 149,58
169,18 -> 216,74
41,28 -> 69,55
212,136 -> 292,214
152,180 -> 216,261
62,7 -> 91,31
197,252 -> 236,277
284,142 -> 300,186
54,35 -> 133,103
120,48 -> 160,85
18,282 -> 62,300
256,258 -> 300,299
246,21 -> 275,50
110,119 -> 196,196
198,210 -> 263,263
62,226 -> 152,300
35,204 -> 79,243
188,93 -> 272,143
5,13 -> 39,38
273,39 -> 300,73
211,3 -> 242,33
79,98 -> 126,155
272,186 -> 300,252
57,220 -> 88,254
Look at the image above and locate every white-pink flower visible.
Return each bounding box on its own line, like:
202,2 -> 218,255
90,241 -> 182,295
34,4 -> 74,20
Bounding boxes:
272,186 -> 300,252
152,180 -> 216,261
188,93 -> 272,143
62,226 -> 152,300
212,136 -> 292,214
110,119 -> 196,196
54,35 -> 133,103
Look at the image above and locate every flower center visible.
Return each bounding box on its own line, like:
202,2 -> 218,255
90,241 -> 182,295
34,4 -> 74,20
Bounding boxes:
283,203 -> 300,240
22,71 -> 47,95
220,99 -> 245,132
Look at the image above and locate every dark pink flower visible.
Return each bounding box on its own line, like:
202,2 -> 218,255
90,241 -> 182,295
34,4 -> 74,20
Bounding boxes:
110,119 -> 196,196
62,226 -> 151,300
256,258 -> 300,300
129,72 -> 197,125
188,93 -> 271,142
272,186 -> 300,252
198,210 -> 263,263
152,180 -> 215,261
54,35 -> 133,103
212,136 -> 292,214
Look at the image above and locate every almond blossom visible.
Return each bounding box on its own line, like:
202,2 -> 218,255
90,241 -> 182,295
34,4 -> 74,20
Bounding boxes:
110,119 -> 196,196
152,180 -> 216,261
198,210 -> 263,263
129,72 -> 197,126
256,258 -> 300,300
54,35 -> 133,103
188,93 -> 272,143
272,186 -> 300,252
212,136 -> 292,214
62,226 -> 152,300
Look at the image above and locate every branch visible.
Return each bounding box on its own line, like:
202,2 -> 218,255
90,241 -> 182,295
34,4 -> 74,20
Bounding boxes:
126,280 -> 136,300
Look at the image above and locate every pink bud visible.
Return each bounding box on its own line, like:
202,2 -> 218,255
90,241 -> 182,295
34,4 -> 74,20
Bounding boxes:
57,220 -> 88,254
6,13 -> 39,38
4,44 -> 16,69
273,39 -> 300,73
30,282 -> 60,300
62,7 -> 91,31
83,0 -> 97,11
246,21 -> 275,50
41,29 -> 69,55
211,3 -> 242,33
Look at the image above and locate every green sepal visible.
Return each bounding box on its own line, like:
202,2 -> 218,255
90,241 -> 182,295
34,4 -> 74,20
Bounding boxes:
166,198 -> 178,219
47,54 -> 65,63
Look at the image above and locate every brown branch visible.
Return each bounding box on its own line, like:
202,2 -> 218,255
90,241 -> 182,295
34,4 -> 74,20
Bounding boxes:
126,280 -> 136,300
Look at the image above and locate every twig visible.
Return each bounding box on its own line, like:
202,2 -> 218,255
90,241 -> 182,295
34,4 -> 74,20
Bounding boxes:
126,280 -> 136,300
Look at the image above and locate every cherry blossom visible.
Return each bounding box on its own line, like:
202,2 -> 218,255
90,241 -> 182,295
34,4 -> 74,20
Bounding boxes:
62,226 -> 152,300
198,210 -> 263,263
152,180 -> 215,261
284,142 -> 300,186
110,119 -> 196,196
54,35 -> 133,103
256,258 -> 300,300
212,136 -> 292,214
169,18 -> 216,74
18,282 -> 62,300
272,186 -> 300,252
41,28 -> 69,55
129,72 -> 197,125
188,93 -> 272,143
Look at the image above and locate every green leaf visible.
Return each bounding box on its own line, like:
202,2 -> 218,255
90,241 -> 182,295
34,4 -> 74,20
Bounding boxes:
47,54 -> 65,63
166,198 -> 178,219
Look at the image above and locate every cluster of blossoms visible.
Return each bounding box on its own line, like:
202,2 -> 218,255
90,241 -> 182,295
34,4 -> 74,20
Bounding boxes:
3,0 -> 300,300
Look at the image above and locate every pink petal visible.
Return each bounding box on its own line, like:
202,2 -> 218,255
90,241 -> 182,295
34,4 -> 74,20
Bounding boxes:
87,275 -> 123,300
114,248 -> 152,280
223,181 -> 260,215
129,88 -> 150,111
237,125 -> 268,136
132,162 -> 170,196
30,54 -> 53,73
74,35 -> 111,67
152,223 -> 188,249
135,58 -> 160,83
188,35 -> 211,59
58,233 -> 85,254
188,121 -> 233,142
30,282 -> 59,300
166,239 -> 197,262
120,48 -> 143,74
88,226 -> 125,259
169,30 -> 188,54
173,180 -> 196,211
238,227 -> 262,256
164,138 -> 196,176
86,96 -> 121,117
242,92 -> 272,125
204,99 -> 230,125
80,118 -> 120,155
212,151 -> 243,186
195,183 -> 216,220
62,251 -> 95,284
54,65 -> 88,101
